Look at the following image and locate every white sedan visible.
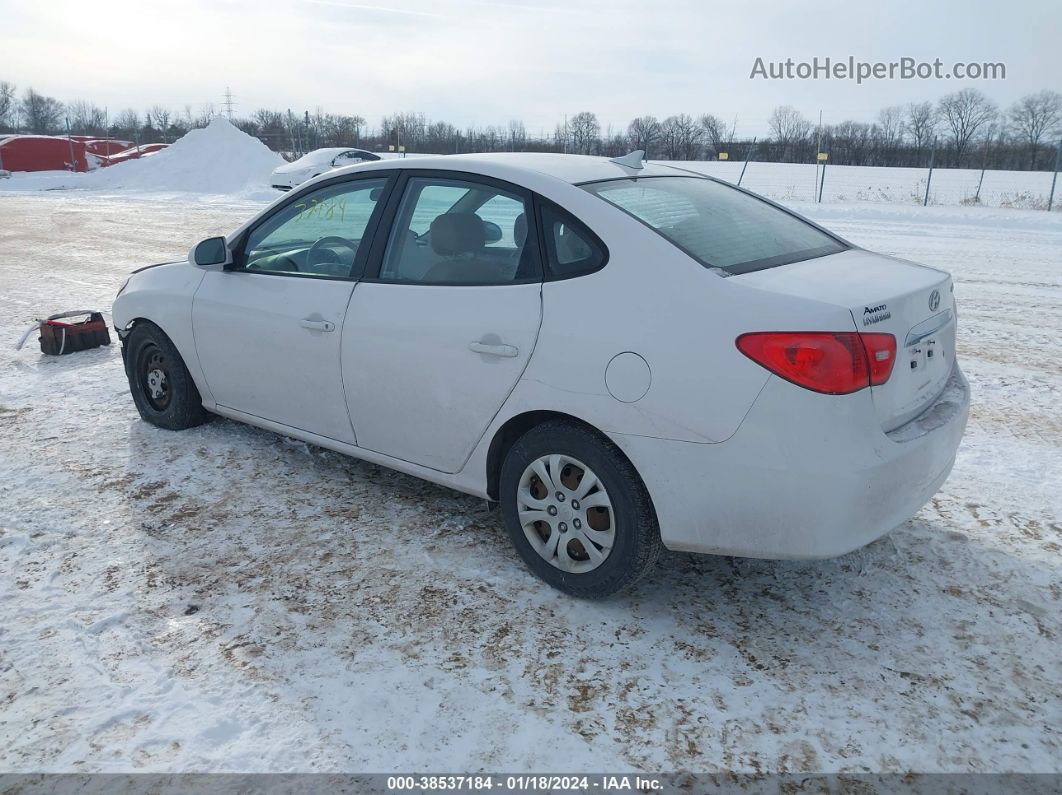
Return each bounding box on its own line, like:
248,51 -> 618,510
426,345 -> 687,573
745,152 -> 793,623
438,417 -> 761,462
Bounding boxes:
270,147 -> 381,190
112,152 -> 969,597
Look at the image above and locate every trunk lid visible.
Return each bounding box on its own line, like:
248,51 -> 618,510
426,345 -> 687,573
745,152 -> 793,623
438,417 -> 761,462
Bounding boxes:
735,249 -> 955,431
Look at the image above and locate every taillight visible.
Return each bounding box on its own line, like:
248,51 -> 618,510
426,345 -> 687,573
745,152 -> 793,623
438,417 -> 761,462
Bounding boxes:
736,332 -> 896,395
860,333 -> 896,386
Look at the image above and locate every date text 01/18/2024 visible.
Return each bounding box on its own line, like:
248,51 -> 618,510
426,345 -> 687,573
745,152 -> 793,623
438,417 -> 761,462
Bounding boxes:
385,775 -> 664,791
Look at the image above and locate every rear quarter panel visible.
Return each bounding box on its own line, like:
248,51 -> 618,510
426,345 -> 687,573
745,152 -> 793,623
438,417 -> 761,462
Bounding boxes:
487,182 -> 857,445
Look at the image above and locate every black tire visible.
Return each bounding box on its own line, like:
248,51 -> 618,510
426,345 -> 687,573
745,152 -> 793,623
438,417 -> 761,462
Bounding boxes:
499,420 -> 661,598
122,321 -> 208,430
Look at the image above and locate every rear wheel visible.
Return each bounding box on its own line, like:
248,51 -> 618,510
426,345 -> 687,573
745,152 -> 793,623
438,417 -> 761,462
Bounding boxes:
123,322 -> 208,430
499,420 -> 661,598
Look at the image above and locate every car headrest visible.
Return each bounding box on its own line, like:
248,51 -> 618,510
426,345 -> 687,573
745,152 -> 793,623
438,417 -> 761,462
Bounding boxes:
514,212 -> 527,248
431,212 -> 485,256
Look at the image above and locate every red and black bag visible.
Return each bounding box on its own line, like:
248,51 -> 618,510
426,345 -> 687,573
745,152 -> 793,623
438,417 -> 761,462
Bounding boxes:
15,311 -> 111,356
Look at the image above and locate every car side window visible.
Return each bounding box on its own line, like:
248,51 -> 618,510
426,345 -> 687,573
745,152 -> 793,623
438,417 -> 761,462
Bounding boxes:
539,201 -> 607,279
378,176 -> 538,285
240,177 -> 388,279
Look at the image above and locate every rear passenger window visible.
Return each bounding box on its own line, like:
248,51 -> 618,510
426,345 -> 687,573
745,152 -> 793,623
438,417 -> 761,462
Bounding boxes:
379,177 -> 538,285
540,202 -> 606,278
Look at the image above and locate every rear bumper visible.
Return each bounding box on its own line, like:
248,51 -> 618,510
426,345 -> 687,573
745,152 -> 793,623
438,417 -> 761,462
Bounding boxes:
610,362 -> 969,559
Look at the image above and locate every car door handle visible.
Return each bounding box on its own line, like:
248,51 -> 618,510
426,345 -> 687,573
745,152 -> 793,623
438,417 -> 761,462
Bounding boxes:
468,341 -> 519,358
299,319 -> 335,332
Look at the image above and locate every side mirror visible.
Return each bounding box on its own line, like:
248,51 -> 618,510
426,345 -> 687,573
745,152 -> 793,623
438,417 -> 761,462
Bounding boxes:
192,237 -> 228,267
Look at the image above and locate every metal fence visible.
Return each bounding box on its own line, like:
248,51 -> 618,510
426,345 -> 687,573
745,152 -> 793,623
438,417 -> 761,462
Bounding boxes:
665,139 -> 1062,211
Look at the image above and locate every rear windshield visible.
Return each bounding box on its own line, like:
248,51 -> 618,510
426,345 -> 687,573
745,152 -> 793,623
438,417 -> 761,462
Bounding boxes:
582,176 -> 846,275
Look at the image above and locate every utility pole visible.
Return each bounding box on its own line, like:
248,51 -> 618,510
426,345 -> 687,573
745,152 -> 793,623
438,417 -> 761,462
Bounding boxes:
65,117 -> 76,172
1048,138 -> 1062,212
924,137 -> 937,207
222,87 -> 236,120
818,154 -> 829,202
814,109 -> 822,200
974,127 -> 993,204
738,137 -> 757,186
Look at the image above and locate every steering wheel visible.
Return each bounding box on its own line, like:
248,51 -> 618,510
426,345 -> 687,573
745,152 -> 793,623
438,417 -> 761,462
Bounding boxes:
306,236 -> 357,269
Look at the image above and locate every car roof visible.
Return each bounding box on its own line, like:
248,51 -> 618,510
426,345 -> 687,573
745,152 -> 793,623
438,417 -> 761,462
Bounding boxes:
328,151 -> 689,186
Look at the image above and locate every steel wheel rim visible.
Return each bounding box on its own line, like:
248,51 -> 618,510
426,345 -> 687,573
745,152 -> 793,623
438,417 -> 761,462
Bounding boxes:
139,345 -> 171,411
516,454 -> 615,573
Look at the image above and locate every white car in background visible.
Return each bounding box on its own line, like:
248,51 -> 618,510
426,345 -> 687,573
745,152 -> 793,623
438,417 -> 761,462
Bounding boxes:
113,152 -> 969,597
270,147 -> 381,190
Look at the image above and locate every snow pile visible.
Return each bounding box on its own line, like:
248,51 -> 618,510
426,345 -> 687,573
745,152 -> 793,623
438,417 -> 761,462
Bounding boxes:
0,118 -> 284,198
82,118 -> 283,196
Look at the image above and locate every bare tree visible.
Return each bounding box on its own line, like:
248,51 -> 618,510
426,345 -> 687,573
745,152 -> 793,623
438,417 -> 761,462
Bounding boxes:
507,119 -> 527,151
675,113 -> 703,159
195,103 -> 216,127
767,105 -> 811,160
10,81 -> 1062,170
553,120 -> 569,152
111,108 -> 140,139
658,114 -> 701,159
658,116 -> 681,159
149,105 -> 172,136
876,105 -> 906,161
423,120 -> 459,152
344,115 -> 363,144
381,111 -> 427,150
599,124 -> 629,157
938,88 -> 997,166
568,111 -> 600,154
827,121 -> 875,165
253,109 -> 286,142
20,88 -> 64,134
67,100 -> 106,135
905,101 -> 937,160
0,81 -> 16,128
698,113 -> 733,157
626,115 -> 660,157
1009,90 -> 1062,168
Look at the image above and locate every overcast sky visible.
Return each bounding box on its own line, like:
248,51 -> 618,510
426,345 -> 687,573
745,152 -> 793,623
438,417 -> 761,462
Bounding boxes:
3,0 -> 1059,135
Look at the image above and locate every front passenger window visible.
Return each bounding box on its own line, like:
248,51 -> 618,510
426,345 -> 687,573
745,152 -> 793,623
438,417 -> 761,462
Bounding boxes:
241,178 -> 388,278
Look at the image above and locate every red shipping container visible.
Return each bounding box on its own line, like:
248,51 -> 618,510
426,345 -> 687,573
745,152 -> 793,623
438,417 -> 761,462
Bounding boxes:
0,135 -> 91,172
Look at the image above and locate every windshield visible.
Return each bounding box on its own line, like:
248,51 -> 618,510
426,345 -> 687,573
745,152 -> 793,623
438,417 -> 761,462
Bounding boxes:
582,176 -> 846,275
298,149 -> 346,165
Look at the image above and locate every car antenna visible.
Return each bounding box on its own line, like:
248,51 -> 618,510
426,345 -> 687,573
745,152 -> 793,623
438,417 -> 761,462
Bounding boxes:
609,150 -> 645,170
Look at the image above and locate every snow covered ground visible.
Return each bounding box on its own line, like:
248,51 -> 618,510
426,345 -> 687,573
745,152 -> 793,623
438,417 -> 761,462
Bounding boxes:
1,193 -> 1059,774
665,160 -> 1062,211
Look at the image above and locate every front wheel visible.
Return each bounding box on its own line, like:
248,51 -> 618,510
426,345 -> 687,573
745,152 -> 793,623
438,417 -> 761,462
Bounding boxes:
499,420 -> 661,598
123,321 -> 208,430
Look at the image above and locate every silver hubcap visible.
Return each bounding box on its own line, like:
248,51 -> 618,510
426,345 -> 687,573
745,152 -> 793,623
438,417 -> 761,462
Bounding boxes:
146,368 -> 167,400
517,454 -> 615,573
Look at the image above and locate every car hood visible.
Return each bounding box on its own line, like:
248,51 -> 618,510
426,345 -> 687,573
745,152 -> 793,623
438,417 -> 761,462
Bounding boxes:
272,162 -> 315,175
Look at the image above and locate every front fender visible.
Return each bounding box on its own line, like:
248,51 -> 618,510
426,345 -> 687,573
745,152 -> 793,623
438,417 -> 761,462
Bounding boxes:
112,261 -> 215,408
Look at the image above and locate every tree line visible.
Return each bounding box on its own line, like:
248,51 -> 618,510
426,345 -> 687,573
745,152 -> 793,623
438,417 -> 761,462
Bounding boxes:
1,81 -> 1060,171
